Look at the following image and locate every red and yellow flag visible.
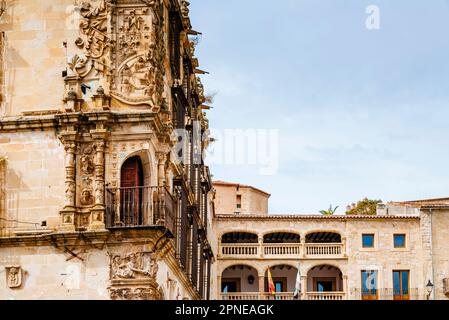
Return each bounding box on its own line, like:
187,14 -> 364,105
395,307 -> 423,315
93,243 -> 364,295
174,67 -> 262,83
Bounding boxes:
267,269 -> 276,295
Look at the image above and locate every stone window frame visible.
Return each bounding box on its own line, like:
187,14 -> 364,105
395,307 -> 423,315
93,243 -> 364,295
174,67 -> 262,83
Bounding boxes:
360,231 -> 378,252
391,231 -> 410,252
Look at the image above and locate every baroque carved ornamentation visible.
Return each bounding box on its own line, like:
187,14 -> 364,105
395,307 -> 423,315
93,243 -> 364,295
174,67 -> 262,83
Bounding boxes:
108,251 -> 162,300
72,0 -> 111,77
109,286 -> 162,300
5,266 -> 22,289
110,251 -> 158,280
79,145 -> 95,207
63,142 -> 77,208
110,0 -> 165,108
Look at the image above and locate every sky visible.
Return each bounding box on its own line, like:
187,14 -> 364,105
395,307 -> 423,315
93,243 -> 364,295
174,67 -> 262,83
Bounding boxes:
189,0 -> 449,214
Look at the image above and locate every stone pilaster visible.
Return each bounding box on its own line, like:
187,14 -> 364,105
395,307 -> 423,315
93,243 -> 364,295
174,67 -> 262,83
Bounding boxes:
89,138 -> 107,231
59,137 -> 77,232
258,275 -> 265,296
157,152 -> 167,187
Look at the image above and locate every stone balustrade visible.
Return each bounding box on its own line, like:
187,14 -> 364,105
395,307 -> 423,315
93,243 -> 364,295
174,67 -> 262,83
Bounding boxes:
219,242 -> 346,259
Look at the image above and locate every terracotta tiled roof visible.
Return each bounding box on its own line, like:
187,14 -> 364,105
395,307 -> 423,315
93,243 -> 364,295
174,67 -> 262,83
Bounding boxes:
389,197 -> 449,209
213,181 -> 271,197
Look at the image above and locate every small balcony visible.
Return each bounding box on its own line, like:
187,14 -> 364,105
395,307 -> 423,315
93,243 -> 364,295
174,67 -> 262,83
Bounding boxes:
105,186 -> 176,234
350,288 -> 423,300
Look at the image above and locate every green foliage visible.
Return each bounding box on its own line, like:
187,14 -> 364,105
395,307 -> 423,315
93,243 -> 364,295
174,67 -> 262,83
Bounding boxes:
346,198 -> 382,215
320,205 -> 339,216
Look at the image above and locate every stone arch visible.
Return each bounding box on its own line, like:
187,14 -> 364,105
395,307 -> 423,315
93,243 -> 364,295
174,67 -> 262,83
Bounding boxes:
306,264 -> 345,292
119,149 -> 156,187
262,230 -> 301,243
263,264 -> 299,293
305,230 -> 342,243
218,261 -> 262,277
220,230 -> 259,243
221,264 -> 260,294
264,262 -> 299,273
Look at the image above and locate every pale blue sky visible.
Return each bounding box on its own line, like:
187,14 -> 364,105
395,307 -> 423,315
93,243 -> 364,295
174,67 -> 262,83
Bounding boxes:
190,0 -> 449,214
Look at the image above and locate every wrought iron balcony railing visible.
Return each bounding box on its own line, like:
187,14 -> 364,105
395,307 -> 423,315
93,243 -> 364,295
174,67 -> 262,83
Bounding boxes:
105,186 -> 176,234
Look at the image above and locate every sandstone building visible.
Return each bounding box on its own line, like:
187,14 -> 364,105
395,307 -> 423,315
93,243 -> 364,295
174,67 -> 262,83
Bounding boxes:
211,181 -> 449,300
1,1 -> 449,302
0,0 -> 214,300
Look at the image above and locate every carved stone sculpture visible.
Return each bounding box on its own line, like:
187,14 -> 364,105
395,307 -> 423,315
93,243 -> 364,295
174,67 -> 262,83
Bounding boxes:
110,252 -> 159,280
108,251 -> 161,300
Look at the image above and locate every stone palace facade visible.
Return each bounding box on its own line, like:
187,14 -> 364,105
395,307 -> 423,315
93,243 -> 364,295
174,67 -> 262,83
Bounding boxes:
1,0 -> 449,301
0,0 -> 214,300
211,182 -> 449,301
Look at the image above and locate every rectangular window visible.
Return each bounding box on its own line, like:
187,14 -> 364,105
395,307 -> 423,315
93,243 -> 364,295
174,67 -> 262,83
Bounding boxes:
394,234 -> 406,248
361,270 -> 378,300
393,270 -> 410,300
362,234 -> 375,248
236,195 -> 242,209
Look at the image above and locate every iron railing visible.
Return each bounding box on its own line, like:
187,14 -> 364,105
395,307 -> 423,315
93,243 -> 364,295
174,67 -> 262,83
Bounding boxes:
105,186 -> 176,234
350,288 -> 423,300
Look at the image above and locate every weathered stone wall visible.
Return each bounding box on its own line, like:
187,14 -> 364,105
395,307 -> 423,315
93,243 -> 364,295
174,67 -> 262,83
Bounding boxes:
213,216 -> 432,299
0,130 -> 65,233
430,210 -> 449,300
0,0 -> 72,115
213,184 -> 269,216
0,244 -> 195,300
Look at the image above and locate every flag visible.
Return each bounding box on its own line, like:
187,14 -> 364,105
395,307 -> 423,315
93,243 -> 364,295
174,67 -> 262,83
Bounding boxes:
267,268 -> 276,295
293,263 -> 302,299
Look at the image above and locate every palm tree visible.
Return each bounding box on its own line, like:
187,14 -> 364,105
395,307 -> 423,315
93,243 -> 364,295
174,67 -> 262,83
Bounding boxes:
320,205 -> 339,216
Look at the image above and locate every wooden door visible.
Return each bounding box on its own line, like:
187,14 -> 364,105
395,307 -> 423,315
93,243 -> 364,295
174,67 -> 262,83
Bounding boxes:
120,156 -> 144,226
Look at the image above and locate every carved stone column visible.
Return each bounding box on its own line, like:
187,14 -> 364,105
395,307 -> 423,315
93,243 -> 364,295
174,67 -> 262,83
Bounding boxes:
89,139 -> 106,230
301,275 -> 307,300
157,152 -> 167,187
59,139 -> 77,232
258,275 -> 265,298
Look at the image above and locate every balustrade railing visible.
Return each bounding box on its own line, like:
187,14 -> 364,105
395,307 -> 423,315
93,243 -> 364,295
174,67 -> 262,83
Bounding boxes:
220,243 -> 259,257
220,289 -> 424,301
304,243 -> 342,257
263,243 -> 301,257
219,242 -> 345,259
306,292 -> 345,300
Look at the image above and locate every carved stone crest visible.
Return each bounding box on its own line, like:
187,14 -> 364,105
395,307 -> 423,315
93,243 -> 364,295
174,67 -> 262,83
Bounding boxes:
73,0 -> 110,76
5,266 -> 22,289
110,1 -> 165,108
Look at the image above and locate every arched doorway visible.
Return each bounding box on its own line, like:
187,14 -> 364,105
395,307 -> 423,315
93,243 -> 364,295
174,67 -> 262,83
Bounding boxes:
264,264 -> 298,297
306,264 -> 344,300
221,265 -> 259,300
120,156 -> 144,226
